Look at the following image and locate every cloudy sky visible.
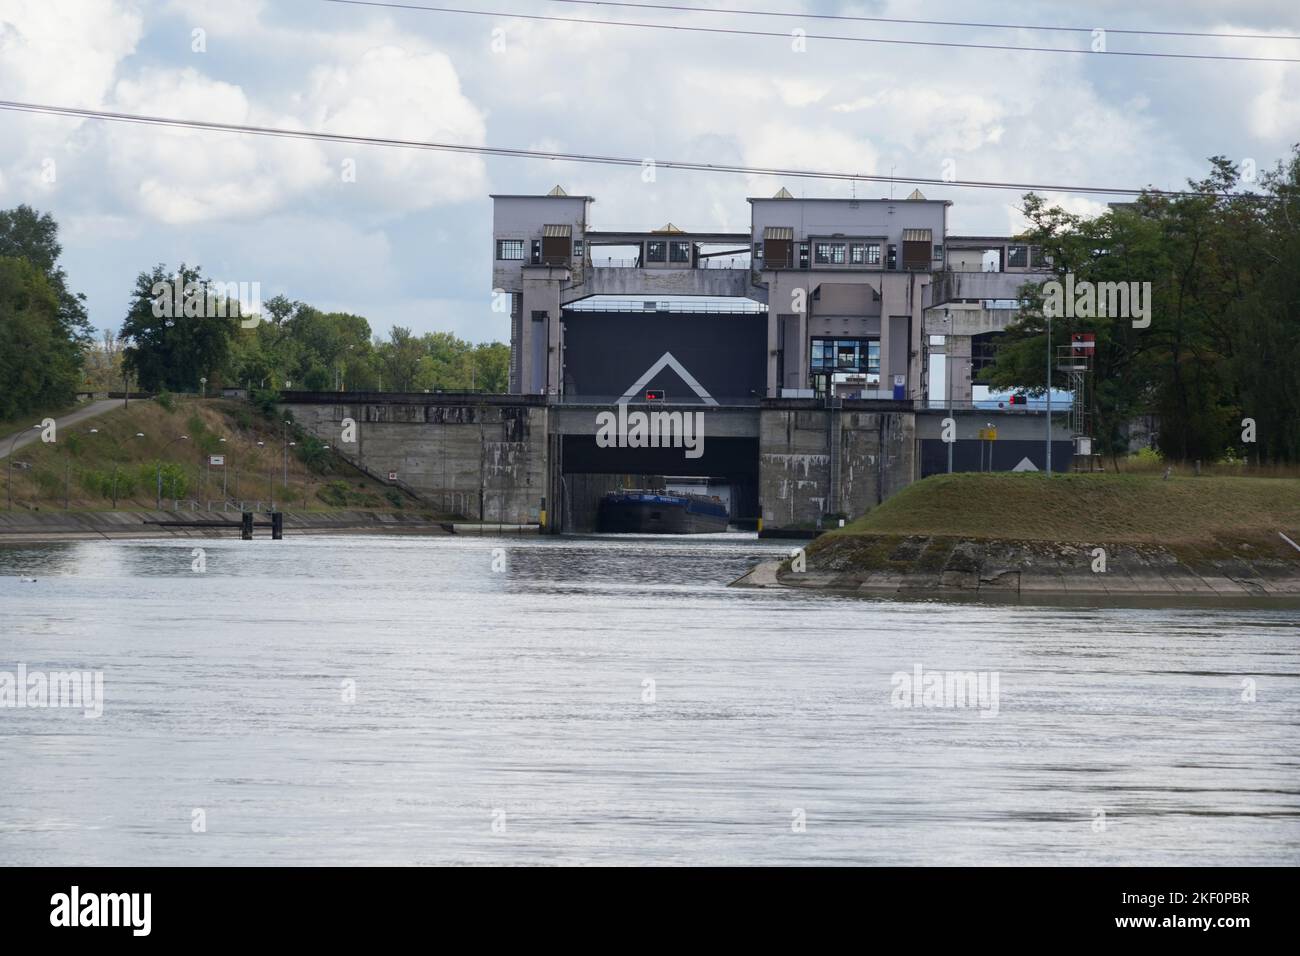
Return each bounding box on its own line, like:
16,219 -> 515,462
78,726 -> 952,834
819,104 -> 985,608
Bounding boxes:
1,0 -> 1297,343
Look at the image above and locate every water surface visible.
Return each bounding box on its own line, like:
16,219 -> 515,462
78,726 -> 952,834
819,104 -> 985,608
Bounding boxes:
1,533 -> 1297,865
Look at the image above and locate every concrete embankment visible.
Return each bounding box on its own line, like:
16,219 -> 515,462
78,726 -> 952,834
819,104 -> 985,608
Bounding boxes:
0,510 -> 451,543
731,473 -> 1300,600
733,534 -> 1300,598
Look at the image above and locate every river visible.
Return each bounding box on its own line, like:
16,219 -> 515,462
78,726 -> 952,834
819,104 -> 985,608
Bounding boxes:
1,533 -> 1297,865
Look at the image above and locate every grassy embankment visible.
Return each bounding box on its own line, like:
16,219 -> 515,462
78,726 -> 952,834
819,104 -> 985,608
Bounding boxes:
2,396 -> 416,514
805,472 -> 1300,569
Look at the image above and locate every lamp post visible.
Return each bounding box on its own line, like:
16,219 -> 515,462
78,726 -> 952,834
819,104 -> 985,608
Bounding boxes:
1045,311 -> 1053,477
110,432 -> 145,508
218,437 -> 228,500
156,435 -> 189,510
257,440 -> 271,510
307,444 -> 330,512
6,423 -> 40,510
282,420 -> 292,489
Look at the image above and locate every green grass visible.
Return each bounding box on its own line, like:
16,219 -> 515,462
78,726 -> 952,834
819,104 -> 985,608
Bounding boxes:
2,396 -> 412,513
824,472 -> 1300,545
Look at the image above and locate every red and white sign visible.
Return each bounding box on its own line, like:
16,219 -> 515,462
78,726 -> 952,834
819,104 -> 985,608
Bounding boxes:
388,472 -> 397,481
1071,333 -> 1096,351
208,455 -> 224,466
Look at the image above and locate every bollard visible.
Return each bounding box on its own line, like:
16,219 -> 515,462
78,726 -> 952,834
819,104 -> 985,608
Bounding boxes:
271,511 -> 283,540
241,512 -> 253,540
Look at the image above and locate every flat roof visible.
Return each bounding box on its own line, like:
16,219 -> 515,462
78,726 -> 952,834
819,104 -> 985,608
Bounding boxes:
748,196 -> 952,205
489,194 -> 594,200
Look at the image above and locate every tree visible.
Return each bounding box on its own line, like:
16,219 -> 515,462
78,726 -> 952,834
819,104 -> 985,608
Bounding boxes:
0,205 -> 91,342
120,263 -> 241,392
0,256 -> 81,420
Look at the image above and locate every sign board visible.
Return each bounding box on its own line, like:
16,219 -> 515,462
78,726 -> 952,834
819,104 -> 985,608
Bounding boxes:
1075,436 -> 1092,456
978,427 -> 998,441
208,455 -> 224,466
1071,332 -> 1096,351
388,472 -> 397,482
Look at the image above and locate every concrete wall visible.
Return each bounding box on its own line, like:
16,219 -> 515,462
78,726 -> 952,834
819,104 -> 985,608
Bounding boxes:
758,402 -> 916,529
284,396 -> 548,523
572,267 -> 758,301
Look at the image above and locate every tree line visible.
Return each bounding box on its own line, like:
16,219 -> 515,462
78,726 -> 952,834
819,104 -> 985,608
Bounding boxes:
988,148 -> 1300,465
0,209 -> 509,422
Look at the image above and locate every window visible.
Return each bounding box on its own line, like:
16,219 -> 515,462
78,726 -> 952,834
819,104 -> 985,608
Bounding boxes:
814,242 -> 846,265
1007,245 -> 1028,267
497,239 -> 524,260
798,242 -> 810,269
1030,245 -> 1047,267
574,239 -> 585,260
810,337 -> 880,377
530,239 -> 541,264
531,310 -> 547,323
646,240 -> 667,263
669,240 -> 691,263
850,242 -> 882,266
887,244 -> 897,269
933,243 -> 944,260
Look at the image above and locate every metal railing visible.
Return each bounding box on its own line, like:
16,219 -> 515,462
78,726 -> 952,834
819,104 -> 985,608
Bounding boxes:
564,299 -> 766,314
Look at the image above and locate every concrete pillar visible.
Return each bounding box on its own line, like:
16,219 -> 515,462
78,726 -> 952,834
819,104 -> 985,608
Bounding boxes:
878,274 -> 907,393
947,335 -> 973,405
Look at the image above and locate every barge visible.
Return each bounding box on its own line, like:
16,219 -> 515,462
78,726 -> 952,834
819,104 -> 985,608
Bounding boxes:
597,490 -> 729,534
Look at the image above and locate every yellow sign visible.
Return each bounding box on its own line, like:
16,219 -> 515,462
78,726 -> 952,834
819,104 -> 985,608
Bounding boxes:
978,427 -> 998,441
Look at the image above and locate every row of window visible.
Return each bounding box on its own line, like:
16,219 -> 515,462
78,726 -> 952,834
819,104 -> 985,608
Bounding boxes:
810,337 -> 880,373
760,241 -> 941,270
497,239 -> 586,262
1006,245 -> 1048,268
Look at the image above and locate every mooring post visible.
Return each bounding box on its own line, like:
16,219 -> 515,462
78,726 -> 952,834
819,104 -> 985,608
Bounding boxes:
241,511 -> 253,540
271,511 -> 283,540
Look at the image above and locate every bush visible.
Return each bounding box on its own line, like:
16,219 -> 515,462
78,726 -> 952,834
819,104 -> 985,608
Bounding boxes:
34,469 -> 62,497
138,461 -> 189,500
384,490 -> 403,509
156,390 -> 176,412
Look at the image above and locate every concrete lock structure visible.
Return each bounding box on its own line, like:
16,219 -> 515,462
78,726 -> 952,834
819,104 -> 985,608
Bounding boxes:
283,186 -> 1075,533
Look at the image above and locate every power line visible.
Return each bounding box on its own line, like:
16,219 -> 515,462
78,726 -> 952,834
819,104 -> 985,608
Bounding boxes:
317,0 -> 1300,63
0,98 -> 1272,201
538,0 -> 1300,42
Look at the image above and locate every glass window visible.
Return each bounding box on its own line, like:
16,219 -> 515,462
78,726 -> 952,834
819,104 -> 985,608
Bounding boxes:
1008,245 -> 1028,267
815,242 -> 846,265
933,243 -> 944,260
646,241 -> 667,262
867,243 -> 881,265
574,239 -> 585,260
669,240 -> 691,263
497,239 -> 524,260
810,338 -> 879,374
1030,245 -> 1047,267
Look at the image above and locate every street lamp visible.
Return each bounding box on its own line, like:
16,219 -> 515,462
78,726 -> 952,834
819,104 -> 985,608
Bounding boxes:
282,420 -> 292,489
6,423 -> 41,510
217,437 -> 229,500
110,432 -> 145,508
307,444 -> 330,512
257,440 -> 271,509
1045,311 -> 1053,476
156,435 -> 189,510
